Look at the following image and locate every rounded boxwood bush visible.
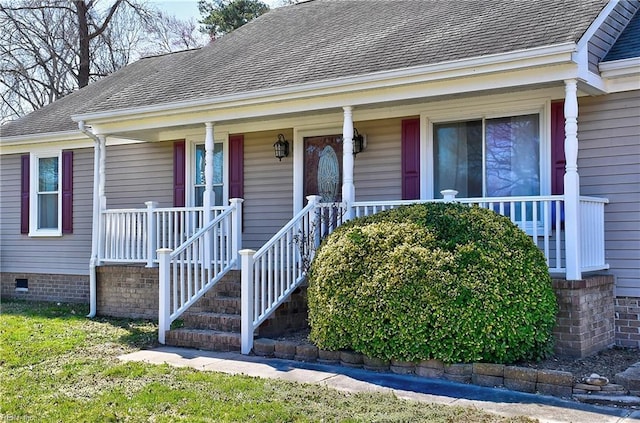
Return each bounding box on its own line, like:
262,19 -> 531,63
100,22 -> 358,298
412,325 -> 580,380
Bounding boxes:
307,203 -> 557,364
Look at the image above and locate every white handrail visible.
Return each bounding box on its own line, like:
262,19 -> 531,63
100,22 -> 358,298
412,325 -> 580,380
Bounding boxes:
240,195 -> 329,354
157,199 -> 243,344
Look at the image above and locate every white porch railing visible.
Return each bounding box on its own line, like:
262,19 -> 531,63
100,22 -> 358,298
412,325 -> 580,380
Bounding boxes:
239,195 -> 327,354
157,199 -> 242,344
100,203 -> 229,265
238,193 -> 608,354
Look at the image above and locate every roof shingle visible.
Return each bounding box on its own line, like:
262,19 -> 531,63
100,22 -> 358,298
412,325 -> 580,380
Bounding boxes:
1,0 -> 609,138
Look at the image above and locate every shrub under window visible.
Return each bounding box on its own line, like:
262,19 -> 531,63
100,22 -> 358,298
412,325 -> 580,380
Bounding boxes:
307,203 -> 557,364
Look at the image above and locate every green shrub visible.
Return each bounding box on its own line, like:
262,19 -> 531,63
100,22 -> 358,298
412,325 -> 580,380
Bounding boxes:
307,203 -> 557,364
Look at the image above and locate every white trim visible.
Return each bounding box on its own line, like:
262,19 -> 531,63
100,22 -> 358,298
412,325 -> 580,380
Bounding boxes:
292,124 -> 342,213
423,99 -> 550,200
185,132 -> 229,207
600,57 -> 640,77
573,0 -> 622,94
28,150 -> 63,237
576,1 -> 620,52
1,130 -> 88,146
72,43 -> 577,126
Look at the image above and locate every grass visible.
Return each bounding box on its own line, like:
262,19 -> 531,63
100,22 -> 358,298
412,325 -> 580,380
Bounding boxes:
0,300 -> 537,422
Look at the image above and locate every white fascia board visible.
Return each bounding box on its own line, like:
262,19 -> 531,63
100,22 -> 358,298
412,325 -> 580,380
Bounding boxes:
0,130 -> 92,155
72,43 -> 577,126
600,57 -> 640,78
89,62 -> 579,136
576,0 -> 620,52
573,0 -> 620,93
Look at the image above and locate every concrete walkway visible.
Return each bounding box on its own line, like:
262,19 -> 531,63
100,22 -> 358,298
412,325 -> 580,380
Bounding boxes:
120,346 -> 640,423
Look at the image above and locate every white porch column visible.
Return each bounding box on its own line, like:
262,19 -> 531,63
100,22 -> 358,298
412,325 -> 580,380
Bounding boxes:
342,106 -> 355,220
563,79 -> 582,280
97,135 -> 107,262
203,122 -> 215,270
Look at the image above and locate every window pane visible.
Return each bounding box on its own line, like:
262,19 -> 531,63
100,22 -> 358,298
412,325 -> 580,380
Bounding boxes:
213,143 -> 223,184
213,186 -> 223,206
434,120 -> 482,197
194,143 -> 224,206
485,114 -> 540,197
194,186 -> 204,207
38,193 -> 58,229
195,145 -> 205,185
39,157 -> 58,192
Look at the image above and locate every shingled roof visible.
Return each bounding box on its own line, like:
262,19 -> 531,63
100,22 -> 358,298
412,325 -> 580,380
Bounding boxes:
1,0 -> 609,138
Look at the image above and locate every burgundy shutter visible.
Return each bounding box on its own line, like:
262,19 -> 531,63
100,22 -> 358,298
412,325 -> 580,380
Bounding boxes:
62,150 -> 73,233
401,118 -> 421,200
551,101 -> 565,195
229,134 -> 244,199
173,140 -> 186,207
20,154 -> 30,234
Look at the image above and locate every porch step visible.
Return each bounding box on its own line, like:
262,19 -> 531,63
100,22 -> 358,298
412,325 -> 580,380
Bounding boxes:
164,328 -> 241,352
202,296 -> 242,314
211,278 -> 242,297
182,311 -> 241,332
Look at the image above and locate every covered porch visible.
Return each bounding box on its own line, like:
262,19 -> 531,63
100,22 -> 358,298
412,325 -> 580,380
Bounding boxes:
84,79 -> 609,354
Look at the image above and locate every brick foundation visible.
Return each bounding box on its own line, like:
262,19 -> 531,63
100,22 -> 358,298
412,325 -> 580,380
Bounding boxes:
96,265 -> 159,319
615,297 -> 640,348
552,275 -> 615,358
0,272 -> 89,303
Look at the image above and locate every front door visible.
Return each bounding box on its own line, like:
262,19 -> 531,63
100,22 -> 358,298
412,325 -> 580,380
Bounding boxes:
303,135 -> 343,202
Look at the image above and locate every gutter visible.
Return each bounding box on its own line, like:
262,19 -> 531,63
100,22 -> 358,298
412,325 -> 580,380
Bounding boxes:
79,121 -> 100,318
71,43 -> 577,125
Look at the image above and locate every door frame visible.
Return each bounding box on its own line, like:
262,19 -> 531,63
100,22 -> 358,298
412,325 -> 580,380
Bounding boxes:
293,124 -> 342,213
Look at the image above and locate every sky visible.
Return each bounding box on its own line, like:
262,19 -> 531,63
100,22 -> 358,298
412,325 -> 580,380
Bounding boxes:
149,0 -> 284,21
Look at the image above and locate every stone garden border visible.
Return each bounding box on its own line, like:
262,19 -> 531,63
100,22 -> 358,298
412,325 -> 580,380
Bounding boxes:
253,338 -> 631,400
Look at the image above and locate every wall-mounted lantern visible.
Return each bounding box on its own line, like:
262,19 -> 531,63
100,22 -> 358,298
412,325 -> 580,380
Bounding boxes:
352,128 -> 366,155
273,133 -> 289,161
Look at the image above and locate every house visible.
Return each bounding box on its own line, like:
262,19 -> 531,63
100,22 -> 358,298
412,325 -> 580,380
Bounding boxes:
1,0 -> 639,358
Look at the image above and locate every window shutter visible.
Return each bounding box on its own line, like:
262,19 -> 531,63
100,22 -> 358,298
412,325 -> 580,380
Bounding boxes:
173,140 -> 186,207
62,150 -> 73,233
551,101 -> 565,195
401,118 -> 421,200
229,134 -> 244,199
20,154 -> 30,234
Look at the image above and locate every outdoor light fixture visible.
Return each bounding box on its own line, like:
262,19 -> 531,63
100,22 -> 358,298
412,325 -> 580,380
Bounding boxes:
273,133 -> 289,161
352,128 -> 366,155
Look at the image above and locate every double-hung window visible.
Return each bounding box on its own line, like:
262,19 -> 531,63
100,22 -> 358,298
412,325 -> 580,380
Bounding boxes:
30,152 -> 61,235
193,143 -> 224,207
433,113 -> 541,199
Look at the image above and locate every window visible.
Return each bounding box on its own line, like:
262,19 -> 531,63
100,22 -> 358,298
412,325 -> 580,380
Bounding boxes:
29,152 -> 62,235
193,143 -> 224,207
433,113 -> 540,198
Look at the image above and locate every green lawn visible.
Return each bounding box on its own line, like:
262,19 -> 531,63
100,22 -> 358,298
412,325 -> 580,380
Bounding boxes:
0,300 -> 536,422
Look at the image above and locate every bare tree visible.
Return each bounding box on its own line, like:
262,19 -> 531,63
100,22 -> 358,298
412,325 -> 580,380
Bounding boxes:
0,1 -> 206,124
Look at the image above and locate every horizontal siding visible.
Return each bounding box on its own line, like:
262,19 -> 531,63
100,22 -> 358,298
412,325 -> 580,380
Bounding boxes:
0,149 -> 94,275
105,141 -> 174,209
578,90 -> 640,297
243,129 -> 294,249
353,117 -> 403,201
588,2 -> 638,72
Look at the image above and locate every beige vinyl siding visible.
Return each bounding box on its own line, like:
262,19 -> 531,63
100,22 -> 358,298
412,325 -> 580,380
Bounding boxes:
588,2 -> 638,73
578,90 -> 640,297
105,141 -> 174,209
354,117 -> 403,201
0,148 -> 94,275
243,129 -> 294,249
